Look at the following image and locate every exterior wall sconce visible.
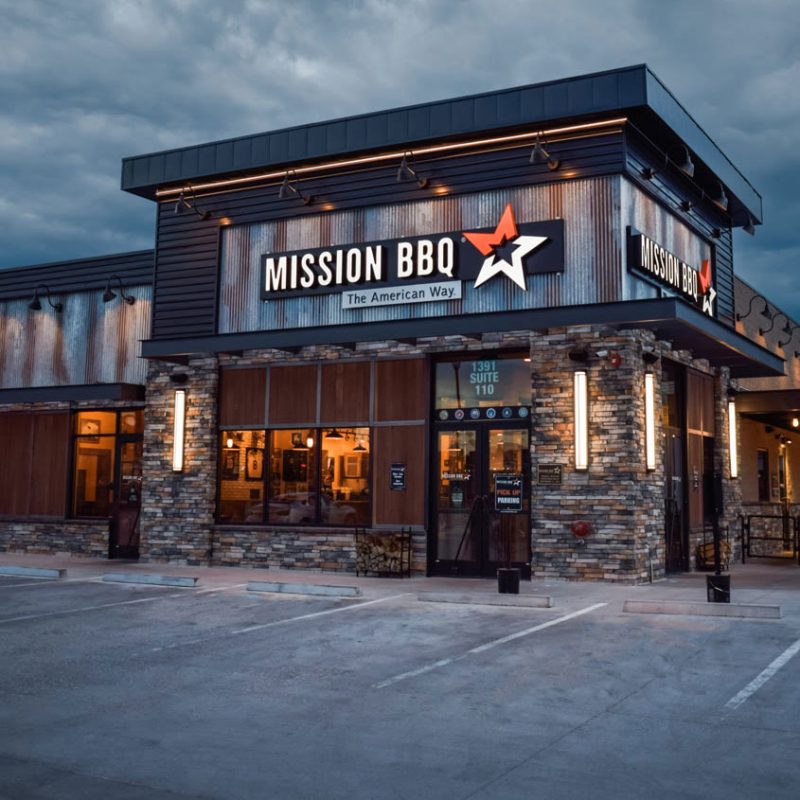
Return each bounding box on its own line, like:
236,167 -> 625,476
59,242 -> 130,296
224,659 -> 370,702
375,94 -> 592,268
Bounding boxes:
736,294 -> 768,322
174,188 -> 211,219
278,170 -> 314,205
644,372 -> 656,471
529,133 -> 560,171
728,398 -> 738,479
573,370 -> 588,471
674,145 -> 695,178
28,284 -> 63,312
102,274 -> 136,305
759,308 -> 782,337
172,389 -> 186,472
396,152 -> 429,188
711,182 -> 729,212
777,322 -> 797,348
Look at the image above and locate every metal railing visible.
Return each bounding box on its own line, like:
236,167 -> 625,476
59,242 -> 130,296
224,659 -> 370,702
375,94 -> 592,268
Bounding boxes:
741,513 -> 800,565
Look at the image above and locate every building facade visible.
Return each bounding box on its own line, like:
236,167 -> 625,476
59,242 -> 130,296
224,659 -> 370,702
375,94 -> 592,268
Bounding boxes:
1,65 -> 796,581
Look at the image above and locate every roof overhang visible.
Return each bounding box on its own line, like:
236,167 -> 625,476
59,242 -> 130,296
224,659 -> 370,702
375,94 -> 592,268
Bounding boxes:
0,383 -> 145,404
736,389 -> 800,415
140,298 -> 784,379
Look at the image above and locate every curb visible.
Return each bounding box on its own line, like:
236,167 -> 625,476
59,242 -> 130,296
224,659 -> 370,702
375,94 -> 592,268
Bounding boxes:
418,592 -> 553,608
0,565 -> 66,580
623,599 -> 781,619
247,581 -> 361,598
103,573 -> 199,588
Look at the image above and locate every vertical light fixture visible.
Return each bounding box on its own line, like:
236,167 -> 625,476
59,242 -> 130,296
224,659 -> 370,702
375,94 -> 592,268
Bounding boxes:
172,389 -> 186,472
728,399 -> 738,478
644,373 -> 656,471
574,370 -> 588,470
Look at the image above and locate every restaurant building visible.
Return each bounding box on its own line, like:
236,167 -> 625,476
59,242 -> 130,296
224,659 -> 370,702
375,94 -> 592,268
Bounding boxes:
1,65 -> 797,581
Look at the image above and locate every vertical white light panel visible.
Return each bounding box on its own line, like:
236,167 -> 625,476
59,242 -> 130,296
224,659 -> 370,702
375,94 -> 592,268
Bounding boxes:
574,370 -> 588,470
728,399 -> 738,478
645,372 -> 656,470
172,389 -> 186,472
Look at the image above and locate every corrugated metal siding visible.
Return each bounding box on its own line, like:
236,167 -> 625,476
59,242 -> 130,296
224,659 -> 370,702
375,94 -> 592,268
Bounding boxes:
218,177 -> 622,333
0,286 -> 151,389
0,251 -> 153,301
154,132 -> 626,339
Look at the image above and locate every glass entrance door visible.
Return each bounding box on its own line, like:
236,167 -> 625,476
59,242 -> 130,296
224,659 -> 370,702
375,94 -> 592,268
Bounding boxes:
433,426 -> 530,578
109,437 -> 143,559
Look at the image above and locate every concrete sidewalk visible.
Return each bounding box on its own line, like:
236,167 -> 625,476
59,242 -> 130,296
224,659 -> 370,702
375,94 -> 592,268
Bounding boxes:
2,550 -> 799,617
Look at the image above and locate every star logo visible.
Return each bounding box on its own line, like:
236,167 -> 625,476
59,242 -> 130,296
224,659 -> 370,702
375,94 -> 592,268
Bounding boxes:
463,204 -> 548,290
698,258 -> 716,315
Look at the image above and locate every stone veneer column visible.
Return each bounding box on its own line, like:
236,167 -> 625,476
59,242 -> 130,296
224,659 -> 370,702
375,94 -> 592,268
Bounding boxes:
530,327 -> 665,582
140,356 -> 218,564
715,368 -> 744,560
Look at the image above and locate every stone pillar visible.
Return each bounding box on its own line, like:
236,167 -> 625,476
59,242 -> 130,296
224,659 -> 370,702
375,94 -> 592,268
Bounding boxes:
530,327 -> 664,582
715,368 -> 744,560
140,355 -> 218,564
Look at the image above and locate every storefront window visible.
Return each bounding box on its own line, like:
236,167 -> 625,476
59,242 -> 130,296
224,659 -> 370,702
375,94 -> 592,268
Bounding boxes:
71,409 -> 143,518
217,427 -> 370,526
434,357 -> 530,409
217,430 -> 266,523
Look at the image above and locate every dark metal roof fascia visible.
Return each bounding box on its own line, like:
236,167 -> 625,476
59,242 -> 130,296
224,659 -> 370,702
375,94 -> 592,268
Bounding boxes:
121,65 -> 649,195
0,250 -> 154,301
139,298 -> 784,378
120,64 -> 762,223
736,389 -> 800,414
0,383 -> 146,404
643,68 -> 762,222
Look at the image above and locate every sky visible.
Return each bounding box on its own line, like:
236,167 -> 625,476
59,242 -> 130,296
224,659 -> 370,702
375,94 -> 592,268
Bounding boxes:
1,0 -> 798,320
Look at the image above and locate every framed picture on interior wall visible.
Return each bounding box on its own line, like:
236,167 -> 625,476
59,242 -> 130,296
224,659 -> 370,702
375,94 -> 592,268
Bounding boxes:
245,447 -> 264,481
221,449 -> 240,480
291,432 -> 303,449
79,418 -> 101,443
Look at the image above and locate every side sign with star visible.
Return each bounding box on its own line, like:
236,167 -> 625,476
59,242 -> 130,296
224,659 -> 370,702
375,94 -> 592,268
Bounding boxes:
628,229 -> 716,317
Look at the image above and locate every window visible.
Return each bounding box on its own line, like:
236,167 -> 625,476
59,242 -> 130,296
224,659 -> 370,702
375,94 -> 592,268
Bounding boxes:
434,357 -> 530,410
71,410 -> 143,518
217,427 -> 370,526
757,450 -> 769,502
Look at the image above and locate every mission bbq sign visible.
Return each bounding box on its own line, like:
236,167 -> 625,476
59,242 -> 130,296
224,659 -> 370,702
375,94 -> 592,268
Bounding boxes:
628,229 -> 716,316
259,207 -> 564,305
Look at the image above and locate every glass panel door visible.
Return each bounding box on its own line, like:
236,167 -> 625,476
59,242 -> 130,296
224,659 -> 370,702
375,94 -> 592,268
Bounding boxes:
435,430 -> 480,574
433,426 -> 530,578
486,428 -> 530,571
110,437 -> 143,559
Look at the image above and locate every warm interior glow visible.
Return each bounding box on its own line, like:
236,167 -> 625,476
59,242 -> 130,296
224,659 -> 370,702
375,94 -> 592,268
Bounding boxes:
793,417 -> 799,428
574,370 -> 588,470
728,400 -> 738,478
306,436 -> 315,449
644,373 -> 656,470
155,117 -> 628,198
172,390 -> 186,472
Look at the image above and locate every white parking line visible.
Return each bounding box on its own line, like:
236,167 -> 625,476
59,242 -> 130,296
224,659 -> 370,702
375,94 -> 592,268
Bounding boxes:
147,593 -> 410,653
0,577 -> 103,590
374,602 -> 608,689
724,637 -> 800,710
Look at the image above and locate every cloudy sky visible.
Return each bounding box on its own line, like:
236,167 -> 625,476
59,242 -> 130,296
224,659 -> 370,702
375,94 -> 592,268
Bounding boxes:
1,0 -> 798,319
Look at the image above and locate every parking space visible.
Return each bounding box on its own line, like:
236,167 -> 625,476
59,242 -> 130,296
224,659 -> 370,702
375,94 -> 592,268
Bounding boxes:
1,575 -> 799,799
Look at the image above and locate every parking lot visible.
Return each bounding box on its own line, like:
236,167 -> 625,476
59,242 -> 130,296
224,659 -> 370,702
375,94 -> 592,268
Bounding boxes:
1,562 -> 800,799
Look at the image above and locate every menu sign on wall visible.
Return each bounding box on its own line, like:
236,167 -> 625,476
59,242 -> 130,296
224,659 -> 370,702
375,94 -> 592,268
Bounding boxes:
260,204 -> 564,304
627,229 -> 716,317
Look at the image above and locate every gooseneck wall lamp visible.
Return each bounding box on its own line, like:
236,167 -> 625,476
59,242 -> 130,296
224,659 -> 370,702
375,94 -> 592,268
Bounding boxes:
759,308 -> 783,337
278,170 -> 313,205
736,294 -> 768,322
174,189 -> 211,220
777,322 -> 798,349
102,274 -> 136,305
396,152 -> 429,188
529,133 -> 560,171
28,284 -> 63,312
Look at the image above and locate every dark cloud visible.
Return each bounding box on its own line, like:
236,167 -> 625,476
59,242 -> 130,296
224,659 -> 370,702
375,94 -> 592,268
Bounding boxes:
1,0 -> 797,321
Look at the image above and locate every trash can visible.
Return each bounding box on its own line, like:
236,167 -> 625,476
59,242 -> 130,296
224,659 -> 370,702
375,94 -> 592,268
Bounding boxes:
706,574 -> 731,603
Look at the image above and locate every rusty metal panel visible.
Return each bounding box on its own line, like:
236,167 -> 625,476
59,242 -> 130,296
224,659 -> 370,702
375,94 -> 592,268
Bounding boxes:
218,177 -> 624,334
620,177 -> 714,305
0,286 -> 151,389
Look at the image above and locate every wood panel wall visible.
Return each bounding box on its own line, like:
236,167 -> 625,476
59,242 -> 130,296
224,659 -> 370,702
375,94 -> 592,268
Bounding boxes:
0,412 -> 69,517
373,425 -> 426,526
